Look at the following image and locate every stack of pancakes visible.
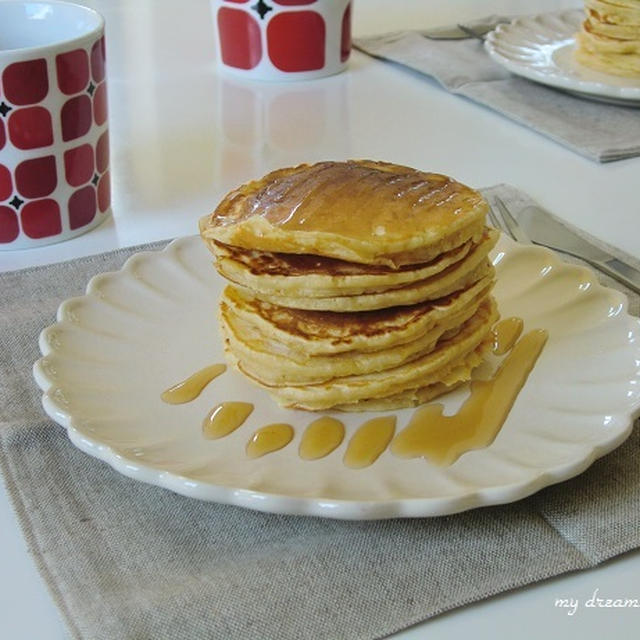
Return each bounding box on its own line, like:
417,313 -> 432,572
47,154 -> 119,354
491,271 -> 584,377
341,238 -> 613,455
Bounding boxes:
200,160 -> 499,411
575,0 -> 640,76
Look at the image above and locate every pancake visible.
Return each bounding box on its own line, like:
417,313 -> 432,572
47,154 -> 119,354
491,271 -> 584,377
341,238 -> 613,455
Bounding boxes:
576,0 -> 640,76
219,274 -> 495,356
226,298 -> 498,411
240,231 -> 497,312
200,160 -> 499,411
585,10 -> 640,39
578,22 -> 640,55
199,160 -> 488,268
575,33 -> 640,75
220,288 -> 488,385
332,356 -> 485,411
206,232 -> 481,298
584,0 -> 640,26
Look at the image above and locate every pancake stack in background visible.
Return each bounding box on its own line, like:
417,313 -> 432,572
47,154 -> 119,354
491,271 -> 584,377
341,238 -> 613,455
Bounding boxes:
575,0 -> 640,76
200,160 -> 499,411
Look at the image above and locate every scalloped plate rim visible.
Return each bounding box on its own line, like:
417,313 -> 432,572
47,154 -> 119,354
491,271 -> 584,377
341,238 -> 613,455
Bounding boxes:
32,234 -> 640,520
60,414 -> 635,519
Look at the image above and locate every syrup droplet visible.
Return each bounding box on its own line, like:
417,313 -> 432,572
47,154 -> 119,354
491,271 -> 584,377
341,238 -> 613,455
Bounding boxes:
203,402 -> 254,439
299,417 -> 345,460
246,423 -> 294,459
343,416 -> 396,469
391,329 -> 548,466
493,317 -> 524,355
160,364 -> 226,404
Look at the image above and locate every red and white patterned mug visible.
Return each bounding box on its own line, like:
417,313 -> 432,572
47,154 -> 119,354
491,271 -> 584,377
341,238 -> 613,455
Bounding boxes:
213,0 -> 352,81
0,1 -> 110,250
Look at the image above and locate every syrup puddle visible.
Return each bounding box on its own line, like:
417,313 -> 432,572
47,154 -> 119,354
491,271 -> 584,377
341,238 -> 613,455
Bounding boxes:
493,316 -> 524,355
391,328 -> 548,466
246,423 -> 294,459
299,417 -> 345,460
160,364 -> 226,404
343,416 -> 396,469
203,402 -> 254,439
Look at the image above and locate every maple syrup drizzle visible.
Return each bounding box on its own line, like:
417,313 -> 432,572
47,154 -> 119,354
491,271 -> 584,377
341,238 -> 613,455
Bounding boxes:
246,423 -> 294,459
493,317 -> 524,355
164,317 -> 547,468
203,402 -> 254,439
343,416 -> 396,469
391,329 -> 548,466
160,364 -> 226,404
299,417 -> 345,460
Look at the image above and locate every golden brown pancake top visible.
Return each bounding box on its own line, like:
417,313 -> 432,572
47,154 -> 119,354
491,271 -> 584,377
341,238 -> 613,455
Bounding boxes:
200,160 -> 487,266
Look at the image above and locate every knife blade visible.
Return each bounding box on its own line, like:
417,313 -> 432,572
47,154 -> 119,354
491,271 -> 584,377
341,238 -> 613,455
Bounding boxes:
517,205 -> 640,295
421,16 -> 509,40
421,25 -> 472,40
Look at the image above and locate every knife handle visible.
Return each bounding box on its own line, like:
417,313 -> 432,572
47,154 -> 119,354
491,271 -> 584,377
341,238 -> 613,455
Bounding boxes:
592,257 -> 640,296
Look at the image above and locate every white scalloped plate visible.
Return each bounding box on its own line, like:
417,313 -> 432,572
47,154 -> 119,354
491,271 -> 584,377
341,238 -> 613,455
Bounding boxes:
33,234 -> 640,519
485,10 -> 640,106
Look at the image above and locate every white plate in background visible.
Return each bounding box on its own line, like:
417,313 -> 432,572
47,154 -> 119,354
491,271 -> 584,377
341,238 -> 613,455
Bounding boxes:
485,10 -> 640,106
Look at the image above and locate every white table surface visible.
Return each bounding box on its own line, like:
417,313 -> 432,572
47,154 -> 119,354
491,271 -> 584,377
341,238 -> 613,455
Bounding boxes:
1,1 -> 639,638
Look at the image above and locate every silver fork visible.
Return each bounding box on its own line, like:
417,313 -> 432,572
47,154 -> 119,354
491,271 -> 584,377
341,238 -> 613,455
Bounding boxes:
488,196 -> 531,244
489,196 -> 640,294
422,18 -> 509,40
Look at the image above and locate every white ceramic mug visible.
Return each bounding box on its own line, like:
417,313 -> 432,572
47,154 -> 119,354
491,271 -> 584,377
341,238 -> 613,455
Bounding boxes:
0,1 -> 110,250
212,0 -> 352,81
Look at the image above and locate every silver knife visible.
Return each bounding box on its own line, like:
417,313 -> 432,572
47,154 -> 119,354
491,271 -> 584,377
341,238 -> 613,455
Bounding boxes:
422,16 -> 509,40
517,205 -> 640,295
421,25 -> 473,40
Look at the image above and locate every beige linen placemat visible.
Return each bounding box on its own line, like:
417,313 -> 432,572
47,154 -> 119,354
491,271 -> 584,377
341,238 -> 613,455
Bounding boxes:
354,28 -> 640,163
1,186 -> 639,640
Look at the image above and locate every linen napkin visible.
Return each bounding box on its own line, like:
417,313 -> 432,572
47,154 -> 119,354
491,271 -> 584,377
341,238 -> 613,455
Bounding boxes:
1,185 -> 639,640
354,27 -> 640,163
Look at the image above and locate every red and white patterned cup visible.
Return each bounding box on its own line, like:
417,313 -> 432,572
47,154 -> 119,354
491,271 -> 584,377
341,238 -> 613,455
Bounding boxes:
0,1 -> 110,250
213,0 -> 352,81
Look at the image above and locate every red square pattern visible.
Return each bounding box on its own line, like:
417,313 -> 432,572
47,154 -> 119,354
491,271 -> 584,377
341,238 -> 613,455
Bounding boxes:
218,8 -> 262,70
64,144 -> 94,187
91,38 -> 106,84
93,82 -> 108,126
21,199 -> 62,238
8,107 -> 53,149
15,156 -> 57,198
61,95 -> 92,142
268,12 -> 325,71
96,131 -> 109,174
0,120 -> 5,150
69,185 -> 96,230
0,164 -> 12,201
2,59 -> 48,105
341,4 -> 351,62
56,49 -> 90,95
98,171 -> 110,213
0,206 -> 20,243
